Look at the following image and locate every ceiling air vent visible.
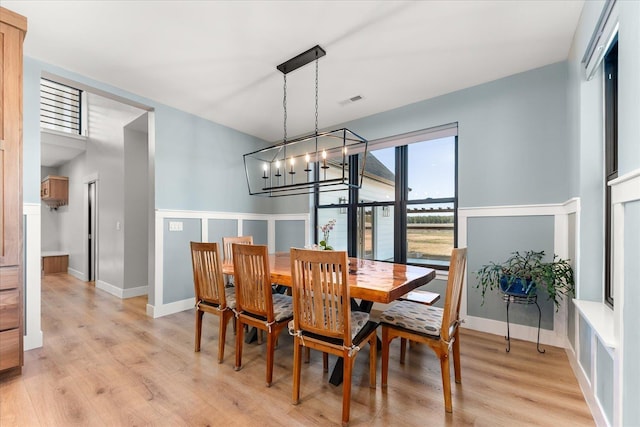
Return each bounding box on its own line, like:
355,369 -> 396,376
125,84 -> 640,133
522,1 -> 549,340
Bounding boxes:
339,94 -> 364,106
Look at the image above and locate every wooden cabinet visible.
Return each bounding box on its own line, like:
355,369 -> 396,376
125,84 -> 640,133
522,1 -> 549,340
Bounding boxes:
0,7 -> 27,374
41,175 -> 69,208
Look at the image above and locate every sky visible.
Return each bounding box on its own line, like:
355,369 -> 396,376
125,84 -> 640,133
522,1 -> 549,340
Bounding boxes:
372,136 -> 455,200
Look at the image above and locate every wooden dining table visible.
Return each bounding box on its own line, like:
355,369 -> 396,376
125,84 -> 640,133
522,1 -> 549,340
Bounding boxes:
223,252 -> 436,385
222,252 -> 436,306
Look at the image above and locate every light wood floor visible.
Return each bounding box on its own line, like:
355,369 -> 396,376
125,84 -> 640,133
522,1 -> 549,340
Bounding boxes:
0,273 -> 594,426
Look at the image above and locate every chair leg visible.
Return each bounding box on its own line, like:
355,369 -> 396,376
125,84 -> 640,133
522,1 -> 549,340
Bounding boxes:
292,339 -> 302,405
381,327 -> 390,387
453,329 -> 462,384
369,332 -> 377,388
266,330 -> 276,387
195,310 -> 204,352
304,347 -> 311,363
342,352 -> 354,427
218,311 -> 229,364
400,337 -> 407,364
439,352 -> 453,413
235,317 -> 244,371
323,352 -> 329,373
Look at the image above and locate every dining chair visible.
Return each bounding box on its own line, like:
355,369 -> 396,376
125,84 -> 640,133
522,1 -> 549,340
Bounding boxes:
289,248 -> 378,427
222,235 -> 253,285
380,247 -> 467,413
190,242 -> 236,363
232,243 -> 293,387
397,290 -> 440,363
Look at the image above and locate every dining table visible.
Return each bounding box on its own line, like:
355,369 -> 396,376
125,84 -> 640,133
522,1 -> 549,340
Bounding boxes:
222,252 -> 437,385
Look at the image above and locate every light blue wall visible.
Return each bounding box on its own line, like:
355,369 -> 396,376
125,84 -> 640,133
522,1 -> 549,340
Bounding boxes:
23,57 -> 273,215
162,218 -> 200,304
243,220 -> 268,245
467,216 -> 555,329
578,317 -> 592,382
338,62 -> 570,208
623,201 -> 640,425
596,341 -> 614,426
275,220 -> 306,252
207,219 -> 239,247
568,2 -> 640,424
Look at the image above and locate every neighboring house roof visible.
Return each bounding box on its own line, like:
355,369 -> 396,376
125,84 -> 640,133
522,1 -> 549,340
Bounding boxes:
364,154 -> 394,183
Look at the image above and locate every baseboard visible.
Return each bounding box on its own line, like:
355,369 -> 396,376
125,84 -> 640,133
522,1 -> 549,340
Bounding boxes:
122,285 -> 148,299
23,330 -> 43,351
463,315 -> 566,348
67,267 -> 86,281
146,298 -> 195,319
566,347 -> 609,427
95,280 -> 125,298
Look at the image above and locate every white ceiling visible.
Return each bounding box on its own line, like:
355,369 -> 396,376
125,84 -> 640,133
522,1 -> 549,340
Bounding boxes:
5,1 -> 584,143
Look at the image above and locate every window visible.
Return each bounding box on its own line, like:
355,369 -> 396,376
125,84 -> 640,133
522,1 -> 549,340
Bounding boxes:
604,37 -> 618,307
316,124 -> 457,270
40,78 -> 84,135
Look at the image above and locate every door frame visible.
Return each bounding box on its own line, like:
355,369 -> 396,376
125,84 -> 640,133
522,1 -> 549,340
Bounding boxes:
83,173 -> 99,282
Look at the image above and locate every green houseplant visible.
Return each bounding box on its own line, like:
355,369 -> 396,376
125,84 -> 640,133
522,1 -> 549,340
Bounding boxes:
475,250 -> 575,310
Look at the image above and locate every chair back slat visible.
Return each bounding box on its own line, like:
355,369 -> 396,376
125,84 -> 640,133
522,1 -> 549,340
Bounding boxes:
233,244 -> 274,320
441,248 -> 467,342
190,242 -> 226,307
290,249 -> 351,344
222,236 -> 253,264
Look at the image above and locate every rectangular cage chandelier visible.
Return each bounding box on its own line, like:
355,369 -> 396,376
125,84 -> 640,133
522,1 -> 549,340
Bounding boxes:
244,45 -> 368,197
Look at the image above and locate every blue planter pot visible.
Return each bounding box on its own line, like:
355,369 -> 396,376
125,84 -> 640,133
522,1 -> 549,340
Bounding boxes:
499,276 -> 536,297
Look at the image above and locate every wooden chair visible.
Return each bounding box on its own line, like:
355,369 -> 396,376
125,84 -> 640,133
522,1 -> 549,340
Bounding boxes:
190,242 -> 236,363
397,290 -> 440,363
222,236 -> 253,285
222,235 -> 253,266
232,243 -> 293,387
380,247 -> 467,413
289,248 -> 378,427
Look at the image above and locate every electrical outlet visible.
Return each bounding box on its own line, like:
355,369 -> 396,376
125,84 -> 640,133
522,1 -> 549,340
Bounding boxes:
169,221 -> 183,232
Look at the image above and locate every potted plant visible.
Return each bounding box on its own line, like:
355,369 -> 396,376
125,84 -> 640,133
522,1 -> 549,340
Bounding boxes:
475,250 -> 575,310
318,219 -> 336,250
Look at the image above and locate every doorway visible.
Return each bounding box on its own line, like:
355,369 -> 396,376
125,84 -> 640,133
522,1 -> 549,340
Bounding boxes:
87,181 -> 97,282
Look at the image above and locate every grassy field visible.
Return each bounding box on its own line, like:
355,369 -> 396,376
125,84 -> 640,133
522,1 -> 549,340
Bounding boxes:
407,227 -> 453,261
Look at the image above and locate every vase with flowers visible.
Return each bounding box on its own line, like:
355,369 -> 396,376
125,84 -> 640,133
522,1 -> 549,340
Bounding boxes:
318,219 -> 336,250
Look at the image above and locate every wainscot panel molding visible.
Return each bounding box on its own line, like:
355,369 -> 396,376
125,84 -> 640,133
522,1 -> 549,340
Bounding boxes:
458,197 -> 580,349
148,209 -> 310,319
23,203 -> 43,351
568,168 -> 640,427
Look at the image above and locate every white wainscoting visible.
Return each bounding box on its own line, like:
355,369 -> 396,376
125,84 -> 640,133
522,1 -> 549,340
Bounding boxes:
24,203 -> 43,351
458,198 -> 580,348
147,209 -> 310,318
568,168 -> 640,427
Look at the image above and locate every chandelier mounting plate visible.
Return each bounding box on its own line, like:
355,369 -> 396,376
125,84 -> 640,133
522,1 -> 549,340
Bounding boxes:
277,45 -> 326,74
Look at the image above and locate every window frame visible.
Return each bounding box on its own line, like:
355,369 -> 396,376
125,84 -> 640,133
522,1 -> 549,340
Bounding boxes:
604,36 -> 618,307
315,125 -> 458,271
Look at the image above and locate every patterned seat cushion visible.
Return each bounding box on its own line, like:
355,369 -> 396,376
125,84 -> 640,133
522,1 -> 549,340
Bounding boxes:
224,287 -> 236,310
380,300 -> 443,338
272,293 -> 294,322
289,310 -> 370,341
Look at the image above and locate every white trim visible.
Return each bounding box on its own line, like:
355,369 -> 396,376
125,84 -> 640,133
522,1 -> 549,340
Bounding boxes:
95,280 -> 123,298
573,300 -> 616,348
566,346 -> 610,427
67,267 -> 86,282
122,285 -> 148,299
146,298 -> 195,319
462,316 -> 566,348
458,199 -> 580,349
151,209 -> 309,318
23,203 -> 43,351
608,167 -> 640,427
